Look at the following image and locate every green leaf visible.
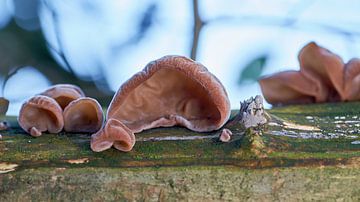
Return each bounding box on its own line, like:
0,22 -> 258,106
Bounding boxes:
0,97 -> 9,116
238,55 -> 268,85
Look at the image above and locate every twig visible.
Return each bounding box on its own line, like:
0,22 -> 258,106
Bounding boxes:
283,0 -> 314,26
190,0 -> 205,60
207,15 -> 360,37
41,0 -> 76,76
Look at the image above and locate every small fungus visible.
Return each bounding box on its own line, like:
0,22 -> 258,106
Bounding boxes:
41,84 -> 85,109
0,121 -> 8,131
18,84 -> 104,136
91,118 -> 135,152
0,97 -> 9,115
91,55 -> 231,152
18,95 -> 64,137
219,128 -> 232,142
63,97 -> 103,133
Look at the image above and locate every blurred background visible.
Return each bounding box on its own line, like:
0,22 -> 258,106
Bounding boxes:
1,0 -> 360,115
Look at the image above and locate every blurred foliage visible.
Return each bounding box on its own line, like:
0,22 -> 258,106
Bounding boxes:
111,3 -> 158,55
238,55 -> 268,84
0,20 -> 113,105
138,3 -> 157,36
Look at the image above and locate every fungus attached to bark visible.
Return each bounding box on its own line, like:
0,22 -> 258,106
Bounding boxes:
0,121 -> 9,131
18,95 -> 64,137
219,128 -> 232,142
63,97 -> 103,133
91,118 -> 135,152
259,42 -> 360,105
41,84 -> 85,109
91,55 -> 231,152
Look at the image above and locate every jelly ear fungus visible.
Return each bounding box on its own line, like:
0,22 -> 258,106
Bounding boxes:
91,55 -> 231,152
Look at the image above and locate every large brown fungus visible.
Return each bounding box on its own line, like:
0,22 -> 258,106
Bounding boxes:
91,55 -> 231,152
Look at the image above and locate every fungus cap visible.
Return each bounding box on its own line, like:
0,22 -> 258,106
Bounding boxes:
63,97 -> 103,133
108,55 -> 231,133
259,42 -> 346,105
91,55 -> 231,152
219,128 -> 232,142
41,84 -> 85,109
91,118 -> 135,152
18,95 -> 64,137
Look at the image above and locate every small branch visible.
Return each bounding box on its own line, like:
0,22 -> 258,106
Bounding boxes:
190,0 -> 204,60
42,0 -> 76,76
283,0 -> 314,26
208,15 -> 360,37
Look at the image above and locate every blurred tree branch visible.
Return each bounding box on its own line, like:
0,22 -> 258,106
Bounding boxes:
0,21 -> 112,105
42,0 -> 75,75
42,0 -> 112,96
189,0 -> 359,60
190,0 -> 205,60
207,15 -> 360,37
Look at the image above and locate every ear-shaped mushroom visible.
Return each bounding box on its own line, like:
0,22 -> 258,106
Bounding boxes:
108,56 -> 231,132
91,118 -> 135,152
259,71 -> 317,105
63,97 -> 103,133
259,42 -> 348,105
41,84 -> 85,109
344,58 -> 360,101
18,95 -> 64,137
298,42 -> 344,101
91,55 -> 231,152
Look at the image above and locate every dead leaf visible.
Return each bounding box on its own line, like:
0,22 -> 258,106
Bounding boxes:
0,162 -> 18,174
283,121 -> 321,131
66,158 -> 89,164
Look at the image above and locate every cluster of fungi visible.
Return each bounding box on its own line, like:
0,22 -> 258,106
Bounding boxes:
18,56 -> 232,152
18,84 -> 103,137
260,42 -> 360,105
18,42 -> 348,152
21,42 -> 347,153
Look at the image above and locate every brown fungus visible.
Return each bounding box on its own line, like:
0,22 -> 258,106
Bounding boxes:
63,97 -> 103,133
259,42 -> 360,105
91,55 -> 231,152
18,95 -> 64,137
0,121 -> 9,131
41,84 -> 85,109
219,128 -> 232,142
91,118 -> 135,152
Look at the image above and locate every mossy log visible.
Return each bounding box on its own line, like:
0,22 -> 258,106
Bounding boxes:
1,102 -> 360,201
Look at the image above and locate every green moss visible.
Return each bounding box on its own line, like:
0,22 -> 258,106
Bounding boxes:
0,102 -> 360,169
269,101 -> 360,116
